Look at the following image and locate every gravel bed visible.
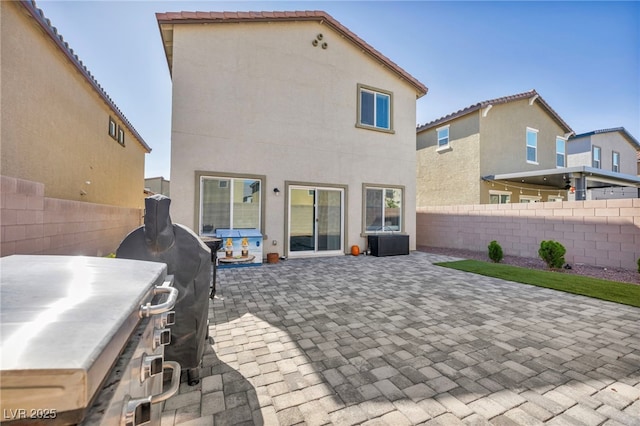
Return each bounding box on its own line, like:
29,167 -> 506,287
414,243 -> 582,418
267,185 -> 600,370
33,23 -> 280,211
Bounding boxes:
417,246 -> 640,285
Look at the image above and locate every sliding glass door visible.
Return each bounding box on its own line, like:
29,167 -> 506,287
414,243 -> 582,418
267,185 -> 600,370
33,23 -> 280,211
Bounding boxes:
288,186 -> 343,256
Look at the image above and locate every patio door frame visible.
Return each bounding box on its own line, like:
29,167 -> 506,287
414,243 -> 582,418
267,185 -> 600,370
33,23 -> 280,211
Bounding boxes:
285,182 -> 346,258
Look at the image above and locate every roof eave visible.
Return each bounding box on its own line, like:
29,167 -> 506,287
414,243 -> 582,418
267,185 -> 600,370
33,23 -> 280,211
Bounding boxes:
155,11 -> 428,97
20,0 -> 151,153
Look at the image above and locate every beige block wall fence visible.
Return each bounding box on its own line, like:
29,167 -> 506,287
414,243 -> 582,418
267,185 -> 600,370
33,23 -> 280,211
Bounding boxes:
1,176 -> 142,257
417,198 -> 640,271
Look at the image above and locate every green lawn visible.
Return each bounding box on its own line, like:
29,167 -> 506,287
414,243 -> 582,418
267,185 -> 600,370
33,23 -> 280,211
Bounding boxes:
434,260 -> 640,308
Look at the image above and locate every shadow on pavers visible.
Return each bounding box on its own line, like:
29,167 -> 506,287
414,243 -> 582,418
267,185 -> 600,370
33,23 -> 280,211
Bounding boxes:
168,253 -> 640,425
161,342 -> 263,425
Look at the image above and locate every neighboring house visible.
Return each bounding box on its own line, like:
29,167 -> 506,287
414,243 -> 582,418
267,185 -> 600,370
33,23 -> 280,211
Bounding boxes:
416,90 -> 640,206
567,128 -> 640,199
145,176 -> 171,197
157,10 -> 427,257
1,0 -> 150,209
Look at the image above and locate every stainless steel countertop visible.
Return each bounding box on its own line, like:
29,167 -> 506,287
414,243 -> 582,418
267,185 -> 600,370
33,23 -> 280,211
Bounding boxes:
0,255 -> 169,416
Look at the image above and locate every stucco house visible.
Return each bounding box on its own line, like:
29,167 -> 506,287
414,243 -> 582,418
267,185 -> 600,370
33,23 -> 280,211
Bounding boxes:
1,0 -> 150,209
567,128 -> 640,199
145,176 -> 171,197
157,10 -> 427,257
416,90 -> 640,206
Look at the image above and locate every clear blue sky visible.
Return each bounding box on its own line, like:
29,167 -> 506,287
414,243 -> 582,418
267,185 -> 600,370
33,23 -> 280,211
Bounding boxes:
37,1 -> 640,179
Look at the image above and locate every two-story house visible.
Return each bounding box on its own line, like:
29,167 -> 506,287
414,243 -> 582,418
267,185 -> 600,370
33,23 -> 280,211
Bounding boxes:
567,128 -> 640,199
416,90 -> 640,206
156,11 -> 427,257
1,0 -> 151,209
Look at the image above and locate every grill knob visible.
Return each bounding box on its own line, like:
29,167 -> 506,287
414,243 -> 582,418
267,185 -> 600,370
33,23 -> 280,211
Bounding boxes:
140,354 -> 163,382
160,311 -> 176,327
122,396 -> 151,426
153,329 -> 171,349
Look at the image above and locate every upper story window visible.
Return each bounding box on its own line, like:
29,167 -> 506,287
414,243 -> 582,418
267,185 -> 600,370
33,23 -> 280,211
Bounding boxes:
556,137 -> 566,167
526,128 -> 538,163
364,186 -> 403,233
357,84 -> 393,132
108,117 -> 117,139
437,125 -> 450,149
592,146 -> 601,168
117,126 -> 125,146
612,151 -> 620,172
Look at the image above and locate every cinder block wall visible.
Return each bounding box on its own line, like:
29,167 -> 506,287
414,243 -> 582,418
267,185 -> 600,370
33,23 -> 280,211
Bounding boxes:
416,199 -> 640,270
1,176 -> 142,257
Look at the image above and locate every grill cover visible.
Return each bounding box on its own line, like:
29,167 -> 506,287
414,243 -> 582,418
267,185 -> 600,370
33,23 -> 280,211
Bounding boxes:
116,195 -> 211,377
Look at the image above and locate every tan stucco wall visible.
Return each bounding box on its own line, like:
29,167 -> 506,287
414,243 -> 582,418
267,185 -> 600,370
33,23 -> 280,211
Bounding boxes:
479,98 -> 568,177
417,98 -> 570,206
478,99 -> 570,204
568,133 -> 639,174
169,20 -> 419,253
0,2 -> 147,209
416,113 -> 481,206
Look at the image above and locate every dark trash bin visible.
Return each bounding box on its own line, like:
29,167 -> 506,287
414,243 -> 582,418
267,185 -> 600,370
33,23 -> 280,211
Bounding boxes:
200,236 -> 222,298
116,195 -> 211,385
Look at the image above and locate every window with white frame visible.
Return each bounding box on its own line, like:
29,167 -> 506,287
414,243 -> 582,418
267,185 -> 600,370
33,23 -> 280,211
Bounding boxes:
526,128 -> 538,163
117,126 -> 125,146
108,117 -> 117,139
489,190 -> 511,204
437,125 -> 450,149
357,84 -> 392,131
556,137 -> 566,167
364,186 -> 402,232
612,151 -> 620,172
548,195 -> 564,202
519,195 -> 541,203
592,146 -> 601,168
199,175 -> 262,235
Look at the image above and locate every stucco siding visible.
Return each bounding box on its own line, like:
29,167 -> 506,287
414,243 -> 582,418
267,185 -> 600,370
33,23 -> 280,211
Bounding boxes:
169,20 -> 418,252
567,151 -> 592,167
567,136 -> 591,155
416,113 -> 481,206
479,98 -> 568,177
0,2 -> 146,209
589,133 -> 638,174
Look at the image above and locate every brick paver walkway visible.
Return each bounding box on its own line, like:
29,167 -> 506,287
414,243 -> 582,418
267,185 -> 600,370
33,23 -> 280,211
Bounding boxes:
161,252 -> 640,425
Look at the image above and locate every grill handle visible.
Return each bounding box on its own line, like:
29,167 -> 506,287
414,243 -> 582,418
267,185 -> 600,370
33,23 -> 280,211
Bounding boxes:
121,362 -> 181,425
151,361 -> 181,404
139,286 -> 178,318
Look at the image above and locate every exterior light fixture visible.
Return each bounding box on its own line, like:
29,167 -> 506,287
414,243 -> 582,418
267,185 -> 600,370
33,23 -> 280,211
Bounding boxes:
273,188 -> 280,196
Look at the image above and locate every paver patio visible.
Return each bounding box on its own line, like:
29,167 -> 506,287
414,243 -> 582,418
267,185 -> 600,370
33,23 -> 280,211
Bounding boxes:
161,252 -> 640,425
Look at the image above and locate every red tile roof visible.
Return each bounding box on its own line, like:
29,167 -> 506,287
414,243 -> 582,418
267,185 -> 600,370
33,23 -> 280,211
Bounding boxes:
19,1 -> 151,152
155,10 -> 428,97
416,90 -> 573,135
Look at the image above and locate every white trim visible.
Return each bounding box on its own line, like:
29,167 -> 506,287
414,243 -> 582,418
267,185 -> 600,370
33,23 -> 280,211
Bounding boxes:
288,185 -> 344,258
519,195 -> 542,203
489,189 -> 512,204
556,136 -> 567,168
526,127 -> 538,163
482,104 -> 493,117
436,125 -> 450,149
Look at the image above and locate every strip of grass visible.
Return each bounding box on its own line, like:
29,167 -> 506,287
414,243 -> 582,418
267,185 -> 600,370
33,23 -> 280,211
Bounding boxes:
434,260 -> 640,308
